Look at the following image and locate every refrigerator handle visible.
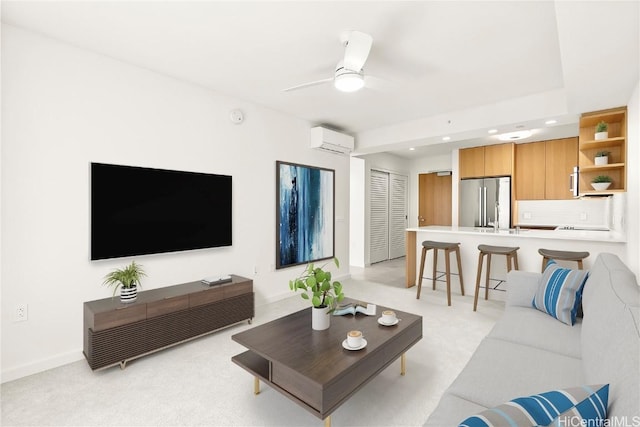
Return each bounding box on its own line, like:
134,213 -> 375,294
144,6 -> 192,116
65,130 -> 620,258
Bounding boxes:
483,186 -> 487,226
478,187 -> 482,227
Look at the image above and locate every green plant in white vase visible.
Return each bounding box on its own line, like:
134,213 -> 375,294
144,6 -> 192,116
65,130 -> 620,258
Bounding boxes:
594,121 -> 609,140
289,257 -> 345,330
103,261 -> 146,303
590,175 -> 612,191
594,150 -> 610,165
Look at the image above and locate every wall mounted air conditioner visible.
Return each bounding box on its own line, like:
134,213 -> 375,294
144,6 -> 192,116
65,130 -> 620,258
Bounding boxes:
310,126 -> 354,155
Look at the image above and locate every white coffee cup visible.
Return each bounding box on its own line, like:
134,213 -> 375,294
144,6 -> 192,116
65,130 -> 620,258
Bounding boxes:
347,330 -> 363,348
381,310 -> 397,324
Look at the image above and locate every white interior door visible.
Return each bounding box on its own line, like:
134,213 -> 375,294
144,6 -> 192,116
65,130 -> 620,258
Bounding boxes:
370,170 -> 408,264
370,170 -> 389,264
389,173 -> 407,259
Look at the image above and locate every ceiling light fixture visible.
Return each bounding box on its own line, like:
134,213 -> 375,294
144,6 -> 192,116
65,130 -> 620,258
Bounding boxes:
497,130 -> 533,141
443,136 -> 451,141
545,119 -> 557,125
409,147 -> 415,151
488,129 -> 498,134
334,71 -> 365,92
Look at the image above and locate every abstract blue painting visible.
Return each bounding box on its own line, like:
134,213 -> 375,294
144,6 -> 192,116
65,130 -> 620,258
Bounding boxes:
276,161 -> 334,269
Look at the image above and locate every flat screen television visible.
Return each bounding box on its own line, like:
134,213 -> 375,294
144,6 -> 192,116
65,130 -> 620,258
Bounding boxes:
91,163 -> 232,260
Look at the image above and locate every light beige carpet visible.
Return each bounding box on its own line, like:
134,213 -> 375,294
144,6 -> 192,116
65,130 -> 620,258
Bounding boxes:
1,269 -> 503,426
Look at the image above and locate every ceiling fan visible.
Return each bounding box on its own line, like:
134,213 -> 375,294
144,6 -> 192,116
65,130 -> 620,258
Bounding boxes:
284,31 -> 374,93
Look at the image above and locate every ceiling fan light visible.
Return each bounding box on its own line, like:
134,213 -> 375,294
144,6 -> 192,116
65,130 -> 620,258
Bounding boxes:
334,73 -> 365,92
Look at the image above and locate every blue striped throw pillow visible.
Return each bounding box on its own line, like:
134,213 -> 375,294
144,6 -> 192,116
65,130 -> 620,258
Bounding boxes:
459,384 -> 609,427
532,260 -> 589,325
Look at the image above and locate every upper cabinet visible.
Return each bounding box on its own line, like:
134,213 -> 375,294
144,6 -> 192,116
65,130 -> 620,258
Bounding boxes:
459,143 -> 513,179
515,138 -> 578,200
578,106 -> 627,195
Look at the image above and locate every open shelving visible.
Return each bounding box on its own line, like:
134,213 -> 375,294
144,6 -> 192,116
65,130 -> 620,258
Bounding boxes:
578,107 -> 627,196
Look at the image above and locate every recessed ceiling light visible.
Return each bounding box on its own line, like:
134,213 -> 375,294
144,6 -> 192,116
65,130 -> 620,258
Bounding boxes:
409,147 -> 415,151
442,136 -> 451,141
545,119 -> 557,125
497,130 -> 532,141
488,129 -> 498,134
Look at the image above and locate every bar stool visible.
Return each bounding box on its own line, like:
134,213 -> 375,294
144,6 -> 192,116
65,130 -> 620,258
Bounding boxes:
538,248 -> 590,272
474,244 -> 520,311
417,240 -> 464,306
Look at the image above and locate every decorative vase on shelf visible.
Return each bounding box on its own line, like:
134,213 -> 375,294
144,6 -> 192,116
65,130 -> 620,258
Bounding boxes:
594,156 -> 609,166
594,121 -> 608,140
120,285 -> 138,303
594,131 -> 609,141
311,306 -> 331,330
591,182 -> 611,191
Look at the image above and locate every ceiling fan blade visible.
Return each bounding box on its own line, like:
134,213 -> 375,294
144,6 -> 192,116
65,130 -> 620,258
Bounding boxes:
343,31 -> 373,72
364,75 -> 393,92
283,78 -> 333,92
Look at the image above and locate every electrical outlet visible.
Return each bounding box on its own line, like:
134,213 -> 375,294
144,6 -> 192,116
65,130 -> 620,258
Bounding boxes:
523,212 -> 532,220
580,212 -> 588,221
13,304 -> 28,322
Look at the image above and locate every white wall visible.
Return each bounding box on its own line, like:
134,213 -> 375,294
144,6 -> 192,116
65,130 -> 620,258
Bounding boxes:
625,81 -> 639,277
0,25 -> 350,382
349,157 -> 365,267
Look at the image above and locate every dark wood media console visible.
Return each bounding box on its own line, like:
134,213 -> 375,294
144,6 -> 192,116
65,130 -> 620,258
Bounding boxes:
83,275 -> 253,370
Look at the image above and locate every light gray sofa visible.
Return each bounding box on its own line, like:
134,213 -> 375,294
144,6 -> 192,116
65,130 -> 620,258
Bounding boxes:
425,253 -> 640,425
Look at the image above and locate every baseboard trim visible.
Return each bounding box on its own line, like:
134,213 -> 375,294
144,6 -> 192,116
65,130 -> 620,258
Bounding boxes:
1,350 -> 84,384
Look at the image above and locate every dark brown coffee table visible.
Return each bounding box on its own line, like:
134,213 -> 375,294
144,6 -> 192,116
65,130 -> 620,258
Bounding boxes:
231,300 -> 422,426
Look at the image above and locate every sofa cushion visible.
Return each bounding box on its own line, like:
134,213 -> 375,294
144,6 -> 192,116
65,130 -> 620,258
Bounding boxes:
533,260 -> 588,325
458,384 -> 609,427
424,394 -> 489,427
488,306 -> 582,359
445,337 -> 584,409
581,253 -> 640,418
505,270 -> 540,308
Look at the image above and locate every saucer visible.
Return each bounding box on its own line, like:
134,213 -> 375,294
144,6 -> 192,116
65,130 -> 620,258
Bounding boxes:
342,338 -> 367,351
378,317 -> 399,326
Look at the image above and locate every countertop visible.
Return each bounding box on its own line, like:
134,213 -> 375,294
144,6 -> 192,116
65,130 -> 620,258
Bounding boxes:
406,225 -> 627,243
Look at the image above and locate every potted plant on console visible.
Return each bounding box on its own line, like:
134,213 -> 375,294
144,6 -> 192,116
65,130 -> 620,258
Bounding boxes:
594,121 -> 609,140
591,175 -> 612,191
103,261 -> 146,304
594,150 -> 610,166
289,257 -> 345,330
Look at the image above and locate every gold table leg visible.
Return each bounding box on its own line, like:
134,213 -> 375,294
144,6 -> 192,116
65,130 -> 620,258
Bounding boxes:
401,354 -> 406,376
254,377 -> 260,395
324,415 -> 331,427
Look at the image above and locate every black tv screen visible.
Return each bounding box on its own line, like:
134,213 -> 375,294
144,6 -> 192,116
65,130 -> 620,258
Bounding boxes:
91,163 -> 232,260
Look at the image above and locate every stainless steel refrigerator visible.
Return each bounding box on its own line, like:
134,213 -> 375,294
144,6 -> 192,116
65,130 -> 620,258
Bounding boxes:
459,176 -> 511,228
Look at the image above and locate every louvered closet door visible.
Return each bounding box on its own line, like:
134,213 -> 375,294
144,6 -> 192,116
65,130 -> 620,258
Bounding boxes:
370,170 -> 389,264
389,174 -> 407,259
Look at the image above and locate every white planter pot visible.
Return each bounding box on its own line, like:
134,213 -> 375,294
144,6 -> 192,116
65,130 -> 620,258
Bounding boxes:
120,285 -> 138,303
591,182 -> 611,191
594,156 -> 609,165
594,131 -> 609,140
311,306 -> 330,330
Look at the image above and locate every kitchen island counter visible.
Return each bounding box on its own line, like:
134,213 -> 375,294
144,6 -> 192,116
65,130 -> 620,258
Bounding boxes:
406,226 -> 627,243
405,226 -> 627,295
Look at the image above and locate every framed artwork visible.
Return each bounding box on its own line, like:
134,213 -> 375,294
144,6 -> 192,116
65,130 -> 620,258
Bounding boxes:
276,161 -> 335,269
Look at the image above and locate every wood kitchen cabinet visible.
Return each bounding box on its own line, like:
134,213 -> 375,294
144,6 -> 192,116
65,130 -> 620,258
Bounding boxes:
514,138 -> 578,200
546,138 -> 578,199
578,107 -> 627,195
459,143 -> 513,178
515,141 -> 546,199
